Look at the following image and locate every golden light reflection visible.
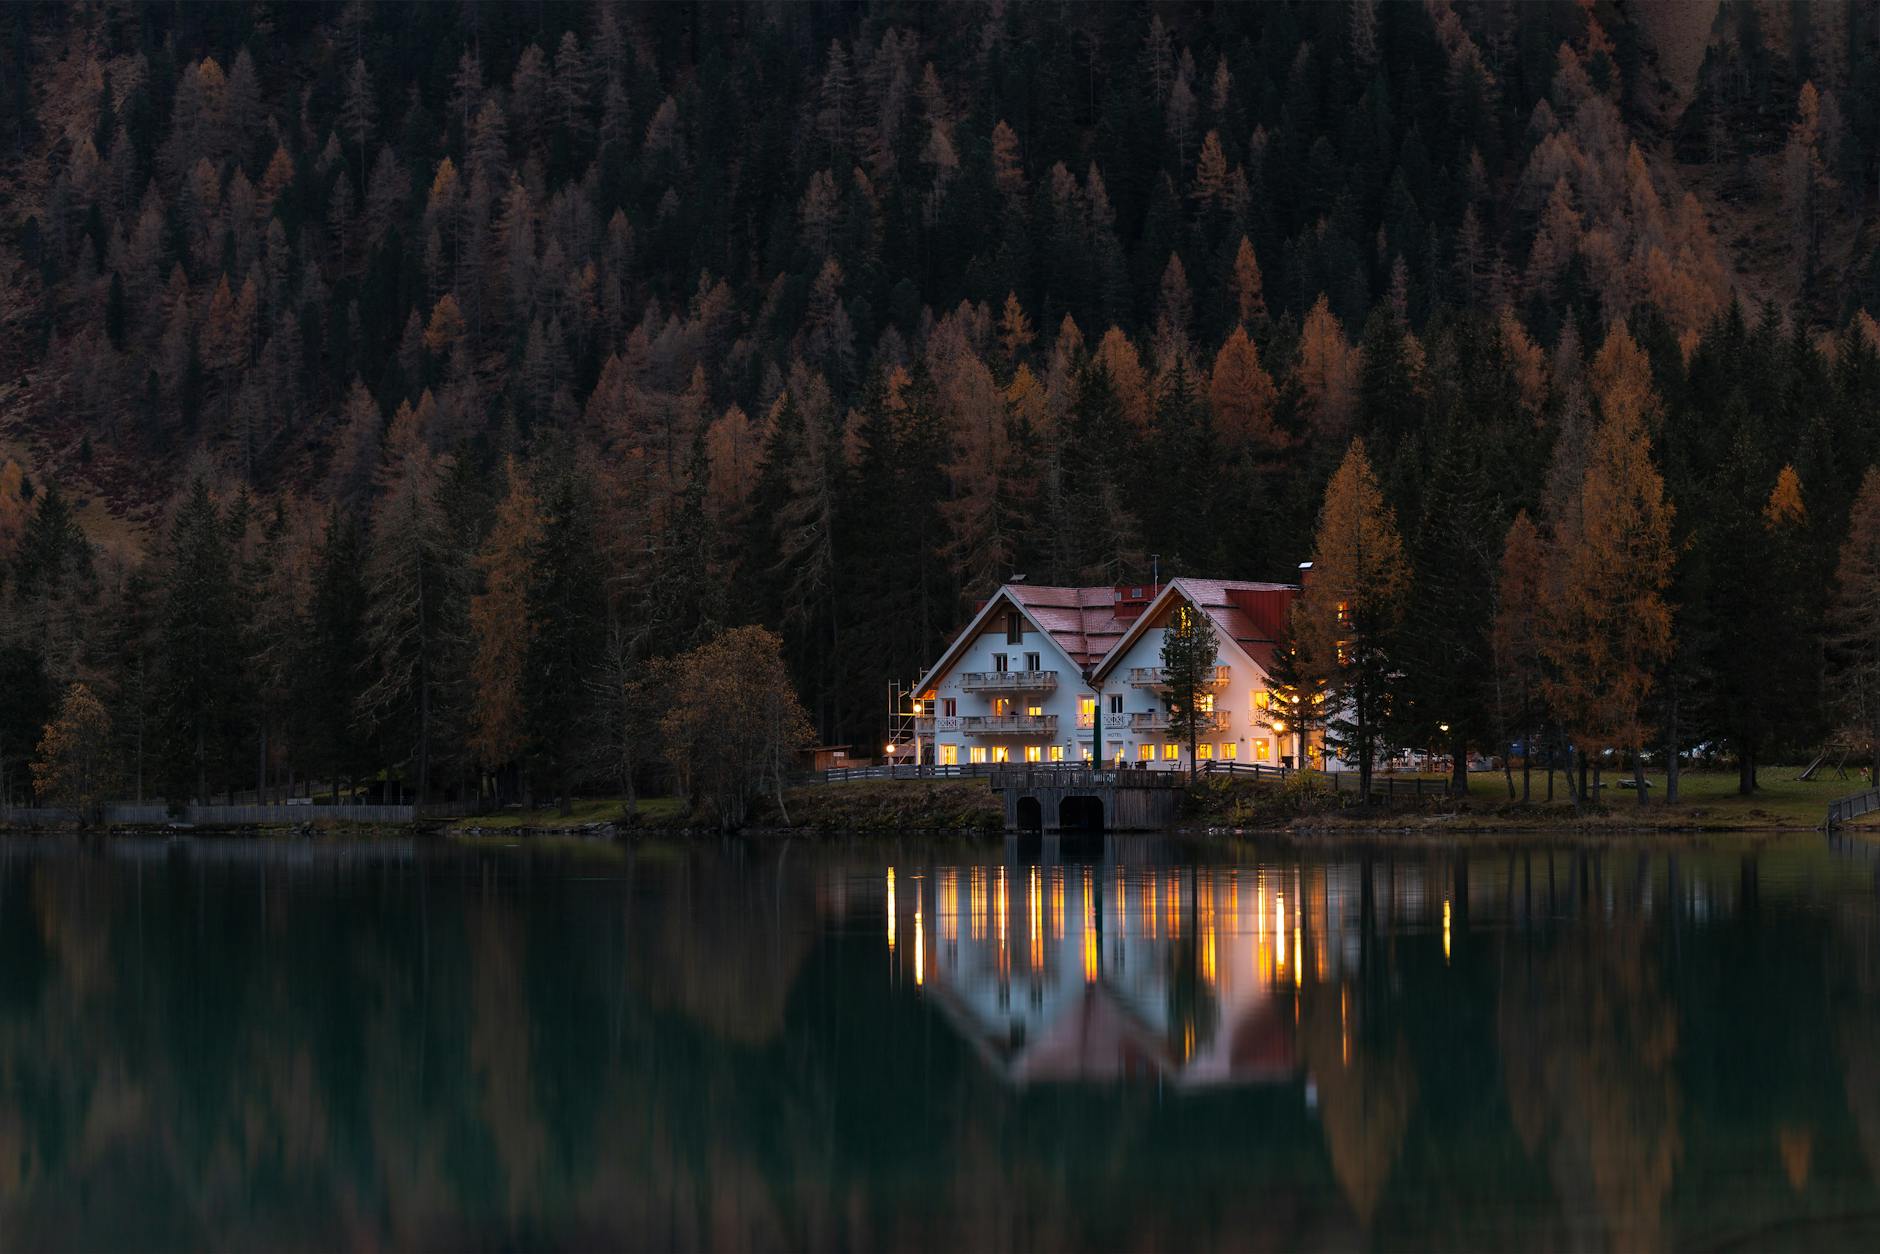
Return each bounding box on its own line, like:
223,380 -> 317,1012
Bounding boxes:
1029,866 -> 1043,972
970,867 -> 986,940
941,869 -> 958,942
886,868 -> 896,952
1293,926 -> 1302,988
1166,875 -> 1181,939
1276,894 -> 1287,973
1341,984 -> 1350,1066
996,867 -> 1009,974
1144,877 -> 1157,940
914,891 -> 925,986
1443,898 -> 1452,964
1051,868 -> 1065,940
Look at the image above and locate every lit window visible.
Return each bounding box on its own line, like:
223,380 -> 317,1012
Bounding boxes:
1024,745 -> 1042,763
993,698 -> 1010,716
1254,691 -> 1270,709
1049,745 -> 1065,761
1138,744 -> 1154,762
1196,743 -> 1214,760
1197,693 -> 1215,713
1027,704 -> 1043,717
1162,743 -> 1180,761
1079,697 -> 1096,726
969,746 -> 987,764
1113,748 -> 1126,765
1083,746 -> 1095,762
993,746 -> 1010,763
1256,740 -> 1271,761
939,744 -> 958,766
1221,743 -> 1237,760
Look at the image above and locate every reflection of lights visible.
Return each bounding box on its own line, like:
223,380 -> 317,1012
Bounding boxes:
1167,874 -> 1181,939
1144,878 -> 1157,940
1029,866 -> 1043,971
887,868 -> 896,951
1341,985 -> 1349,1067
1294,926 -> 1302,987
1276,894 -> 1287,971
970,867 -> 986,939
1443,898 -> 1451,964
1051,869 -> 1065,940
996,867 -> 1009,973
941,868 -> 958,941
914,892 -> 924,986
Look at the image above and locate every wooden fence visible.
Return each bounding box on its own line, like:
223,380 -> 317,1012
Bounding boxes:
2,801 -> 481,827
1202,760 -> 1459,799
1827,789 -> 1880,828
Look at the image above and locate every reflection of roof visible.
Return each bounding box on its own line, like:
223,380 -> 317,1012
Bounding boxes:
924,975 -> 1297,1089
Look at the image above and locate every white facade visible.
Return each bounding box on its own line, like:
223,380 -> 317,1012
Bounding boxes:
919,601 -> 1094,768
1093,608 -> 1285,769
916,581 -> 1296,771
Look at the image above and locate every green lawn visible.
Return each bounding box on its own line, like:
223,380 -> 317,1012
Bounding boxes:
1463,766 -> 1862,827
446,796 -> 687,831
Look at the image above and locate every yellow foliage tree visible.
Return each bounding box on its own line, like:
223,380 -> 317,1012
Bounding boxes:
1297,438 -> 1407,796
32,682 -> 115,823
1208,325 -> 1280,449
470,458 -> 544,777
658,626 -> 814,829
1541,396 -> 1676,804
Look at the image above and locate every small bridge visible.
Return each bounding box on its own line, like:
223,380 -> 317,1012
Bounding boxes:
990,767 -> 1184,834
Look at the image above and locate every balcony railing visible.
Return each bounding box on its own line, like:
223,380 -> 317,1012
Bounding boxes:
959,669 -> 1059,692
1129,710 -> 1227,733
958,714 -> 1059,736
1127,665 -> 1230,688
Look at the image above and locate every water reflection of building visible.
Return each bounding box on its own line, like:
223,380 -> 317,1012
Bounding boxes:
882,859 -> 1387,1088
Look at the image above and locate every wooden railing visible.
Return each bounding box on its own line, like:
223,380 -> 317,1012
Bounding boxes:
1827,789 -> 1880,828
959,669 -> 1059,692
1127,665 -> 1230,688
959,713 -> 1059,735
1200,761 -> 1459,799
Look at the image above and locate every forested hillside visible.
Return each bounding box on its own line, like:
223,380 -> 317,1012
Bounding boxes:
4,0 -> 1880,807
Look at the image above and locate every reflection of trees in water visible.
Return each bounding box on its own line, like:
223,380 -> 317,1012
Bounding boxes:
1298,978 -> 1415,1230
1498,852 -> 1680,1253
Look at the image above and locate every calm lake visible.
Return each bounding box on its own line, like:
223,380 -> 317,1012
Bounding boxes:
2,831 -> 1880,1250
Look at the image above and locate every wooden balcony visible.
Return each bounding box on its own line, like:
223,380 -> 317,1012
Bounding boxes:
1127,665 -> 1230,689
959,669 -> 1059,693
1129,710 -> 1227,733
959,714 -> 1059,736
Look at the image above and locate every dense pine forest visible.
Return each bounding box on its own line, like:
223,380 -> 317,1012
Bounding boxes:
5,0 -> 1880,810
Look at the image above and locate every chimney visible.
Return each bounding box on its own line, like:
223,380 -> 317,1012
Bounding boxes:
1296,561 -> 1313,590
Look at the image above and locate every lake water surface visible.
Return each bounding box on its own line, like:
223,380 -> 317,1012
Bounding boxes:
3,832 -> 1880,1250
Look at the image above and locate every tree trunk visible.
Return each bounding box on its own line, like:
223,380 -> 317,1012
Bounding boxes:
1738,745 -> 1757,796
1665,689 -> 1680,805
1633,748 -> 1648,807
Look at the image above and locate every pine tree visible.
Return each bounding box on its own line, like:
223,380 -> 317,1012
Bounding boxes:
1492,512 -> 1548,802
525,467 -> 606,814
155,477 -> 242,806
469,457 -> 542,785
299,507 -> 369,801
1829,466 -> 1880,784
1161,601 -> 1220,777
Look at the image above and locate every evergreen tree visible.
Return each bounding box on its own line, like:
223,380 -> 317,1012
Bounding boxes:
525,468 -> 606,814
1161,600 -> 1221,777
155,477 -> 242,806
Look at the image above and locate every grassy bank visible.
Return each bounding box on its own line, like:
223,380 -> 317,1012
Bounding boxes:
1183,766 -> 1864,832
441,780 -> 1004,836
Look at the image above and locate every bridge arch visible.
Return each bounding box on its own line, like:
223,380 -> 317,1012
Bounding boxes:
1016,796 -> 1043,832
1058,794 -> 1105,834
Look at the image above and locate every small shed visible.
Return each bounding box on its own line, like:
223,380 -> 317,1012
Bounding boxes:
799,744 -> 859,772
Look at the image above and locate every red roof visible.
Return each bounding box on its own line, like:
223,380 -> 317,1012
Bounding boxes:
1003,584 -> 1140,669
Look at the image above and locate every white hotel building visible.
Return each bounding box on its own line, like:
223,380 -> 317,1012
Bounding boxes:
913,577 -> 1312,770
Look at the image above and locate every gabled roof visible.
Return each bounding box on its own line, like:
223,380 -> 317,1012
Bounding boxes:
1089,577 -> 1298,683
917,577 -> 1300,696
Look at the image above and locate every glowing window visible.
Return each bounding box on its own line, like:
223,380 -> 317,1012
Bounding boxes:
1196,743 -> 1214,760
1024,745 -> 1042,763
993,746 -> 1010,763
1221,743 -> 1237,760
1197,693 -> 1215,713
1162,743 -> 1180,761
1079,697 -> 1096,723
1027,704 -> 1043,717
969,746 -> 987,764
939,744 -> 958,766
1137,744 -> 1154,762
1254,691 -> 1270,709
1049,745 -> 1065,761
1256,740 -> 1271,761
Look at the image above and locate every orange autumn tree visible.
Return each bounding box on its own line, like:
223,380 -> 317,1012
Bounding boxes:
32,682 -> 115,823
1541,371 -> 1676,806
1493,511 -> 1549,802
1296,437 -> 1407,798
1208,325 -> 1280,449
469,457 -> 543,791
1829,466 -> 1880,783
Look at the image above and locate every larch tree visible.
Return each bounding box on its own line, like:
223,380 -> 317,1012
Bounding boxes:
32,681 -> 114,823
1161,600 -> 1221,777
1208,325 -> 1280,449
1297,438 -> 1407,799
659,626 -> 814,830
469,457 -> 542,793
1541,392 -> 1676,807
524,467 -> 606,815
1492,511 -> 1548,802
